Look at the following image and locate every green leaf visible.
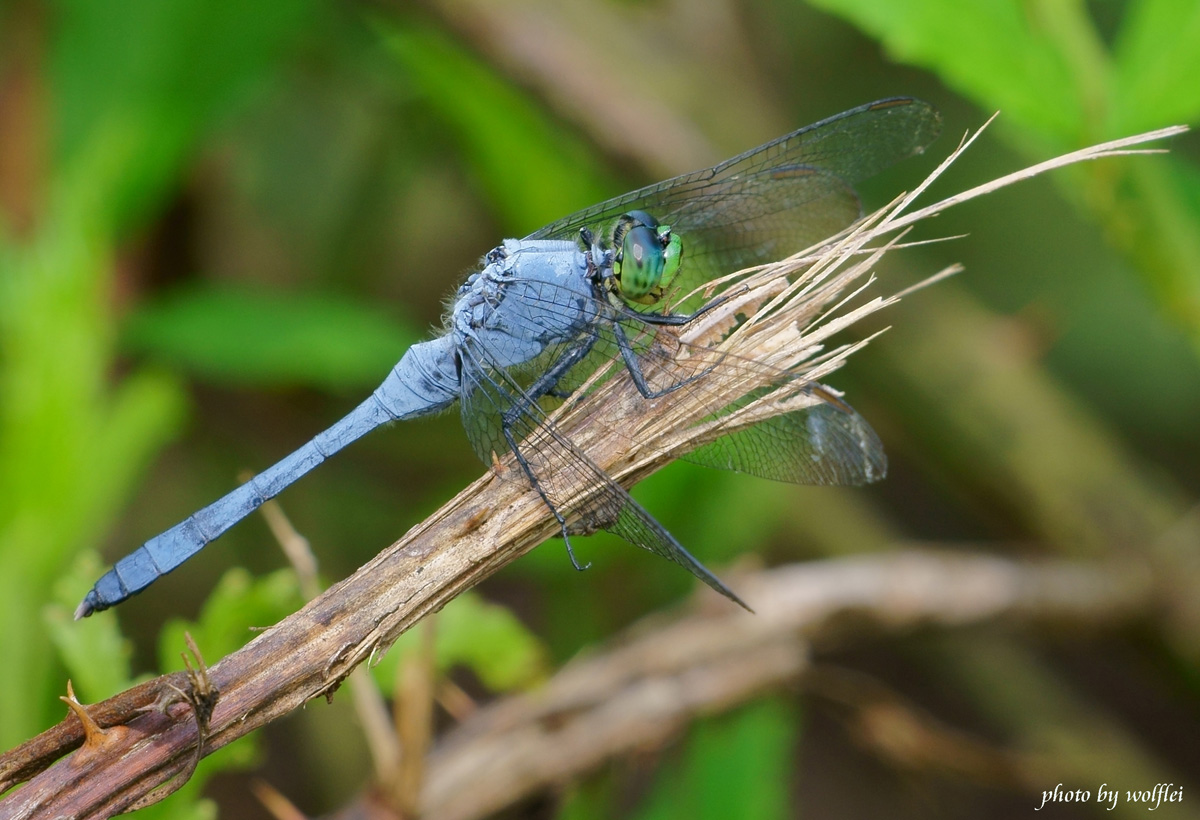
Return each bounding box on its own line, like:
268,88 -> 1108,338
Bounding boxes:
43,555 -> 257,820
1,0 -> 312,749
158,567 -> 302,667
83,369 -> 190,552
51,0 -> 315,233
635,698 -> 798,820
1111,0 -> 1200,132
147,570 -> 292,800
377,17 -> 612,233
44,553 -> 139,702
0,226 -> 184,744
124,284 -> 422,391
807,0 -> 1085,142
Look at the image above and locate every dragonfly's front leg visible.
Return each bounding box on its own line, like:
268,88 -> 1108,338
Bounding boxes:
610,318 -> 725,401
609,283 -> 746,327
604,285 -> 745,399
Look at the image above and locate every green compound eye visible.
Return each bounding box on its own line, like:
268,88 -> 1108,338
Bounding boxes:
613,210 -> 684,304
617,223 -> 663,299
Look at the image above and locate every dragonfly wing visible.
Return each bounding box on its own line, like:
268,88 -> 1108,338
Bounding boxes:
527,98 -> 941,290
594,485 -> 750,609
628,166 -> 861,294
687,396 -> 887,485
529,98 -> 939,242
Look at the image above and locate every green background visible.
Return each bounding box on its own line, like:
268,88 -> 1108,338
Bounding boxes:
1,0 -> 1198,817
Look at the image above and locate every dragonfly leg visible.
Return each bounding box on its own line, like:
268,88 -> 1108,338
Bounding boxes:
610,284 -> 747,327
500,422 -> 592,571
610,319 -> 724,400
494,332 -> 603,571
565,538 -> 590,571
517,329 -> 600,404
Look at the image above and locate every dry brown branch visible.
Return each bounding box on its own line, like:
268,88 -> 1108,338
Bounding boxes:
0,124 -> 1183,819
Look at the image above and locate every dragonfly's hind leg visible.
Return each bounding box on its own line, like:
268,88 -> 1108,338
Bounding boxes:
497,331 -> 601,572
564,537 -> 590,572
500,422 -> 592,572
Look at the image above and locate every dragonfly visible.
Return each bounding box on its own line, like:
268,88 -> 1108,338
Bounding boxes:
76,97 -> 941,619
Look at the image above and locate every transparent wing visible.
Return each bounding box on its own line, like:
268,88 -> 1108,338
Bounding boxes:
447,101 -> 928,602
526,98 -> 941,293
685,393 -> 886,485
453,269 -> 887,606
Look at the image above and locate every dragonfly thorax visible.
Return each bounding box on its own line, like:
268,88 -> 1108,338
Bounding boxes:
450,238 -> 598,368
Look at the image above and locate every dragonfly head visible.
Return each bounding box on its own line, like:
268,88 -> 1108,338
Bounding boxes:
611,210 -> 682,305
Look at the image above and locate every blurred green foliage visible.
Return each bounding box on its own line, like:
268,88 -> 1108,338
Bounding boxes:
124,284 -> 422,390
1,0 -> 1198,817
811,0 -> 1200,358
632,698 -> 797,820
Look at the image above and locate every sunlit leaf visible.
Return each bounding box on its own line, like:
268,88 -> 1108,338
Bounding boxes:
808,0 -> 1084,142
1111,0 -> 1200,132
